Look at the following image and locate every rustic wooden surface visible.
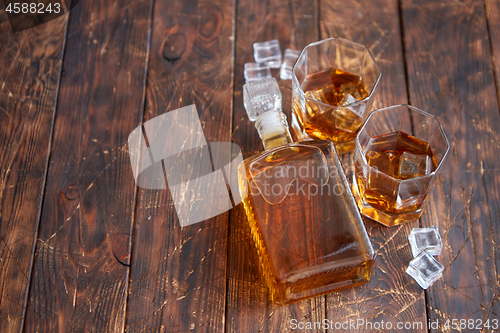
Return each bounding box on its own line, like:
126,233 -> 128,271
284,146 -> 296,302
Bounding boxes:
22,0 -> 151,331
0,9 -> 68,333
125,0 -> 234,331
0,0 -> 499,332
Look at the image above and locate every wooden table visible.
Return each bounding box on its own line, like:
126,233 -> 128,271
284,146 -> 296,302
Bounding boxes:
1,0 -> 500,331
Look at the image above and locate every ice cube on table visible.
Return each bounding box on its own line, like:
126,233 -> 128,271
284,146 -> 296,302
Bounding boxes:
408,225 -> 443,257
243,78 -> 282,121
406,250 -> 444,289
254,39 -> 282,68
280,49 -> 300,80
244,63 -> 272,83
399,152 -> 431,178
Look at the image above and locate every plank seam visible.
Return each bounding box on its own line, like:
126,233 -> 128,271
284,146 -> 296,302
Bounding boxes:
398,0 -> 411,106
398,1 -> 430,331
483,0 -> 500,115
122,0 -> 155,331
317,0 -> 328,330
224,0 -> 238,330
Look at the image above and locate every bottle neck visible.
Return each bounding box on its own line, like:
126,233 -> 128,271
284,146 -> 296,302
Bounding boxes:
255,111 -> 293,150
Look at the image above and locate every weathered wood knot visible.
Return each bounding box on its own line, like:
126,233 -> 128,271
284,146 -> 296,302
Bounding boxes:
111,233 -> 130,266
64,186 -> 79,200
162,33 -> 187,63
199,8 -> 222,39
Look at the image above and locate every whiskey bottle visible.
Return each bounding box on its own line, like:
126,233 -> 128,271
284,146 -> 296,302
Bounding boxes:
238,80 -> 376,305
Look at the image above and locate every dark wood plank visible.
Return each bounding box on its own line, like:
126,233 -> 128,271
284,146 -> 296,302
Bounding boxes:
485,0 -> 500,112
226,1 -> 324,332
0,10 -> 68,333
124,0 -> 234,331
402,0 -> 500,329
23,0 -> 152,331
319,1 -> 428,331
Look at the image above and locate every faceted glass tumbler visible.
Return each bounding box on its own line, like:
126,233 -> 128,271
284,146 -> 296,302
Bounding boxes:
408,225 -> 443,257
406,250 -> 444,289
291,37 -> 381,154
352,105 -> 450,226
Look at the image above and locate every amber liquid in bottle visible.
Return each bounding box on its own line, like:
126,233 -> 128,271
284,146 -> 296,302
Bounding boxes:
238,111 -> 376,305
355,131 -> 438,215
292,67 -> 370,145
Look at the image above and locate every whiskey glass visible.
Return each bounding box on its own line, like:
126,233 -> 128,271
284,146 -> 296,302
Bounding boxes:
352,105 -> 449,226
291,37 -> 381,154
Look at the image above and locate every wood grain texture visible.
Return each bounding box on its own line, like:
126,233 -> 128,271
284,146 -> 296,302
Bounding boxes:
0,9 -> 68,333
23,0 -> 152,331
226,1 -> 324,332
0,0 -> 499,331
402,0 -> 500,330
124,0 -> 234,331
319,1 -> 428,331
485,0 -> 500,113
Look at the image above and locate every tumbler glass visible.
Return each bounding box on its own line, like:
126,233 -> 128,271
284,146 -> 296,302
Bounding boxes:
352,105 -> 449,226
291,37 -> 381,153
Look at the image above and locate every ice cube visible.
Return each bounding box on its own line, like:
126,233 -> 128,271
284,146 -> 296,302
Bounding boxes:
254,39 -> 282,68
338,93 -> 364,119
399,152 -> 431,178
406,250 -> 444,289
305,89 -> 329,105
280,49 -> 300,80
408,225 -> 443,257
244,63 -> 272,83
243,78 -> 282,121
342,93 -> 358,106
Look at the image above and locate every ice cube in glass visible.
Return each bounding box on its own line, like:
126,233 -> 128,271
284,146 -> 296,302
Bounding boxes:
408,225 -> 443,257
254,39 -> 282,68
406,250 -> 444,289
342,94 -> 357,106
244,63 -> 272,83
399,152 -> 432,178
243,78 -> 282,121
280,49 -> 300,80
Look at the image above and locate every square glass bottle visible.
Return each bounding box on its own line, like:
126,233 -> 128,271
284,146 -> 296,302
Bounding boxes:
238,79 -> 376,304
